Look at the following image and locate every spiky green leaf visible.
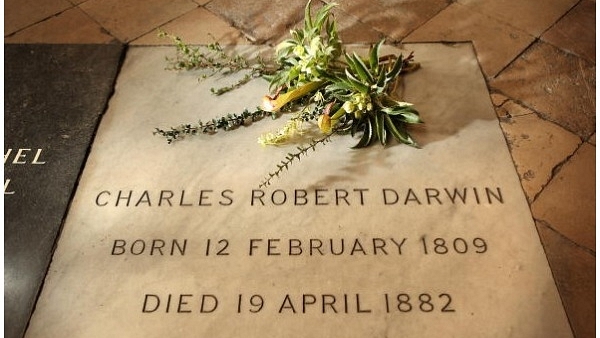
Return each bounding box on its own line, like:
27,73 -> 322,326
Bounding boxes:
352,52 -> 375,83
386,54 -> 404,82
314,2 -> 337,30
352,120 -> 373,148
375,112 -> 387,145
384,114 -> 417,146
398,109 -> 422,124
344,69 -> 369,93
369,39 -> 384,74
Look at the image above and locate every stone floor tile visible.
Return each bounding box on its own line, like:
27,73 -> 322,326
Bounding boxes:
205,0 -> 306,43
79,0 -> 198,42
330,0 -> 450,42
490,41 -> 596,139
322,7 -> 384,44
22,43 -> 574,338
4,0 -> 72,35
270,6 -> 385,45
536,221 -> 595,338
588,133 -> 596,145
531,143 -> 595,252
457,0 -> 579,37
542,0 -> 596,63
4,7 -> 117,44
490,92 -> 509,108
498,106 -> 581,202
131,7 -> 245,45
495,99 -> 536,118
403,2 -> 534,77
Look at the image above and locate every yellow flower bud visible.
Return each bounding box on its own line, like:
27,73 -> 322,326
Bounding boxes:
318,114 -> 332,134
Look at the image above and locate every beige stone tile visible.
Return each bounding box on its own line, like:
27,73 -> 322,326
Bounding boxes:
131,7 -> 245,45
403,3 -> 534,78
25,44 -> 572,338
332,0 -> 450,42
4,7 -> 116,44
498,106 -> 581,202
531,143 -> 595,251
5,0 -> 72,35
457,0 -> 579,36
205,0 -> 307,43
490,41 -> 596,139
536,221 -> 595,338
79,0 -> 198,42
542,0 -> 596,63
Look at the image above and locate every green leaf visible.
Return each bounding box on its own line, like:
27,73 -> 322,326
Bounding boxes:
344,69 -> 369,93
376,66 -> 387,89
384,115 -> 417,146
382,106 -> 420,121
386,54 -> 404,82
304,0 -> 314,32
350,120 -> 359,137
326,79 -> 354,91
352,119 -> 373,148
352,52 -> 374,84
369,39 -> 384,74
374,112 -> 386,145
314,2 -> 337,30
399,109 -> 422,124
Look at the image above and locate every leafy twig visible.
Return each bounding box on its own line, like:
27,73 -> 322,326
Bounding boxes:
158,30 -> 274,95
259,133 -> 334,188
154,108 -> 275,143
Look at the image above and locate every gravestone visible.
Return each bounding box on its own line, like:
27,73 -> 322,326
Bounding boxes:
24,43 -> 573,337
4,44 -> 124,338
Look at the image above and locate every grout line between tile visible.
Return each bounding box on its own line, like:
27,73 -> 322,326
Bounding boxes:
399,1 -> 454,43
532,218 -> 579,338
536,219 -> 596,256
75,5 -> 121,43
538,0 -> 583,39
202,6 -> 259,43
128,5 -> 204,45
529,140 -> 584,204
21,44 -> 128,337
4,6 -> 76,39
488,83 -> 590,141
488,38 -> 538,80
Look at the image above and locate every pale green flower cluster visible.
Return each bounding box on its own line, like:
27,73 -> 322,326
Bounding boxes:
342,92 -> 373,119
257,118 -> 303,146
276,36 -> 337,85
268,1 -> 341,90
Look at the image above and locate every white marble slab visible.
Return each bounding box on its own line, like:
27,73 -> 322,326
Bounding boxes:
26,43 -> 573,338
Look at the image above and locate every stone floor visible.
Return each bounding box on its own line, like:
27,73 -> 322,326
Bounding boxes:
5,0 -> 595,337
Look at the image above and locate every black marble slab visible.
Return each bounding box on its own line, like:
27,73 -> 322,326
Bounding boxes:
4,44 -> 124,338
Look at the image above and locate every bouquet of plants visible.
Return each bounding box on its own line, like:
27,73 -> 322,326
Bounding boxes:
155,0 -> 422,187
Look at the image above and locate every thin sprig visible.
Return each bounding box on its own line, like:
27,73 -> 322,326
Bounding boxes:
158,30 -> 274,96
259,133 -> 334,188
154,108 -> 275,144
